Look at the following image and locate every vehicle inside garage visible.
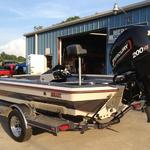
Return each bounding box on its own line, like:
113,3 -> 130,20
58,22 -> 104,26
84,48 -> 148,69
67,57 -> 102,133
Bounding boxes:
61,28 -> 107,74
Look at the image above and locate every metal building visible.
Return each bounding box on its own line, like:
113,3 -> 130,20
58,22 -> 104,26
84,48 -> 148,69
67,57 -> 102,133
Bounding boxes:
24,1 -> 150,74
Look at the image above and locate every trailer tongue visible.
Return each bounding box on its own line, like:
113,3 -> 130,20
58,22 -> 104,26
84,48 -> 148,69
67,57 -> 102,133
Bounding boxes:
0,25 -> 150,142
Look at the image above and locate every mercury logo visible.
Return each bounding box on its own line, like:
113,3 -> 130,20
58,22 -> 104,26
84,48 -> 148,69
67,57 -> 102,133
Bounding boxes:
112,40 -> 132,67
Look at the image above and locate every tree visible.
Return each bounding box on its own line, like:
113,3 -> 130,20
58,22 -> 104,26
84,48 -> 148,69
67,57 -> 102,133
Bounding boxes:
65,16 -> 80,22
61,16 -> 80,23
0,52 -> 26,63
17,56 -> 26,62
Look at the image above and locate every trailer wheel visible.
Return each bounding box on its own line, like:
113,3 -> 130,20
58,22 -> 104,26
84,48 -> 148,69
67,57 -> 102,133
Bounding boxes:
8,109 -> 32,142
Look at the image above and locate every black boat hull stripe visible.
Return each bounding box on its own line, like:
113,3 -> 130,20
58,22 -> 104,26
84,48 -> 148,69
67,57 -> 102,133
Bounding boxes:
0,90 -> 108,112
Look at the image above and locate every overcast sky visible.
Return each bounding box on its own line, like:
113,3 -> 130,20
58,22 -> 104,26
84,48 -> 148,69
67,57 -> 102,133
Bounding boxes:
0,0 -> 143,56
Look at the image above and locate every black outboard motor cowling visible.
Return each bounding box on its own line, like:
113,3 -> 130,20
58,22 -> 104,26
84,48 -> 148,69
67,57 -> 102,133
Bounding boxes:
110,25 -> 150,122
110,25 -> 150,75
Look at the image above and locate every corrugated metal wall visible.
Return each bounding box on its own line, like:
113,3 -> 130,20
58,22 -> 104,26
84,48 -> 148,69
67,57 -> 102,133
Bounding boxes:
26,5 -> 150,74
26,36 -> 35,56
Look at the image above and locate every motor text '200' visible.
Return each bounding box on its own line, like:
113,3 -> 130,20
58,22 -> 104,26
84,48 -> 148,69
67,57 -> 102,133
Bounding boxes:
132,45 -> 149,58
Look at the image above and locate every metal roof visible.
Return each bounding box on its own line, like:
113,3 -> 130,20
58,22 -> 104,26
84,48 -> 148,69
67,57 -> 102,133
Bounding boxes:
24,0 -> 150,36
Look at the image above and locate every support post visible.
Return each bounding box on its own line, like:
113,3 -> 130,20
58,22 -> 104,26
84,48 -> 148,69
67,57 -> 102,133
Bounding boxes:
78,56 -> 82,86
35,34 -> 38,54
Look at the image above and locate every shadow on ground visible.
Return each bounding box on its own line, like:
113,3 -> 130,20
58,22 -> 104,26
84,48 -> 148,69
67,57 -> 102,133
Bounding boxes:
0,116 -> 11,137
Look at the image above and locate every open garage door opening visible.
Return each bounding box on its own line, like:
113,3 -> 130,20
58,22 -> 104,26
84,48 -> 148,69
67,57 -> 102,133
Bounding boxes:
60,28 -> 107,74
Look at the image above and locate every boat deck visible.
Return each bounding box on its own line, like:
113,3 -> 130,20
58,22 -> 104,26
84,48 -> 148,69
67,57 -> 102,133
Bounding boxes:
0,74 -> 114,88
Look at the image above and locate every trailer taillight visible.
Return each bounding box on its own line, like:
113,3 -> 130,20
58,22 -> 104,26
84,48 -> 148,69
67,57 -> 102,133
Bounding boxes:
59,124 -> 70,131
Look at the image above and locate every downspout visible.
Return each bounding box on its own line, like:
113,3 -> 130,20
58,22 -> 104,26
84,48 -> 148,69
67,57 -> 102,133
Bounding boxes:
35,34 -> 38,54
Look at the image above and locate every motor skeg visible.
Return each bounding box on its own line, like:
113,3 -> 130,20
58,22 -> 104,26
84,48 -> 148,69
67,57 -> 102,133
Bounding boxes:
110,25 -> 150,76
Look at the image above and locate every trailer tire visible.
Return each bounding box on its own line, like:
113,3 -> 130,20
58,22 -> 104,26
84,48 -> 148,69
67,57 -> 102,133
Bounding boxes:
8,109 -> 32,142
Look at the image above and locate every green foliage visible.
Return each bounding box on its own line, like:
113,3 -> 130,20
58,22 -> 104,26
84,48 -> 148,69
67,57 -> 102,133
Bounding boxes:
0,52 -> 26,63
61,16 -> 80,23
65,16 -> 80,22
17,56 -> 26,62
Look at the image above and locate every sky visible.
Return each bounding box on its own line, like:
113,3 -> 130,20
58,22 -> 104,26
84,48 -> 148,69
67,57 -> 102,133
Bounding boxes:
0,0 -> 144,57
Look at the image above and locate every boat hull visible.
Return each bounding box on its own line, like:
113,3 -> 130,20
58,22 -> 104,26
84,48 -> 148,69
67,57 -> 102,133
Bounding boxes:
0,78 -> 124,119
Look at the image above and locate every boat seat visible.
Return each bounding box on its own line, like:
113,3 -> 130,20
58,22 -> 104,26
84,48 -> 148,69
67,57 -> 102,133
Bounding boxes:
66,44 -> 87,57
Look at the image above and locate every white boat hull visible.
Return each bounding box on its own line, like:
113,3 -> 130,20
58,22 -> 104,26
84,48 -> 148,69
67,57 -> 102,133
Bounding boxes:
0,77 -> 125,120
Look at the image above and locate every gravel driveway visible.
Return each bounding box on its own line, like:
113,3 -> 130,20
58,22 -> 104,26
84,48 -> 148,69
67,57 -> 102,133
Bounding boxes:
0,110 -> 150,150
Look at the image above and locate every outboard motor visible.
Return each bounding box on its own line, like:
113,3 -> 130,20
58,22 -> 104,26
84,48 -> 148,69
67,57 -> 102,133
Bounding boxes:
110,25 -> 150,122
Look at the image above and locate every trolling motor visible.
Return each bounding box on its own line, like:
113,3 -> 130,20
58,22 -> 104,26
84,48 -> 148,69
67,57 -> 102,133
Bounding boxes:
40,64 -> 71,82
110,25 -> 150,122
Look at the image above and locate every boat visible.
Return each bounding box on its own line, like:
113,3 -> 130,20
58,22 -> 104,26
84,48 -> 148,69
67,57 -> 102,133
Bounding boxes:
0,74 -> 125,119
0,44 -> 127,120
1,25 -> 150,142
0,44 -> 128,142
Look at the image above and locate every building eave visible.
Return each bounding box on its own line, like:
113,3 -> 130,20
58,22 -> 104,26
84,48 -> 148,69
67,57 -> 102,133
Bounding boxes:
24,0 -> 150,37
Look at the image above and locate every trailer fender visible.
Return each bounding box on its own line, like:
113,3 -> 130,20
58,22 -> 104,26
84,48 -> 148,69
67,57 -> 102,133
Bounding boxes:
8,105 -> 33,142
10,104 -> 32,129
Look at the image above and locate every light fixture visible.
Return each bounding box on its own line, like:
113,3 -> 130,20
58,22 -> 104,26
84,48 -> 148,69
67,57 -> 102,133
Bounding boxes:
113,3 -> 127,15
113,3 -> 131,23
113,3 -> 119,15
90,33 -> 107,36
